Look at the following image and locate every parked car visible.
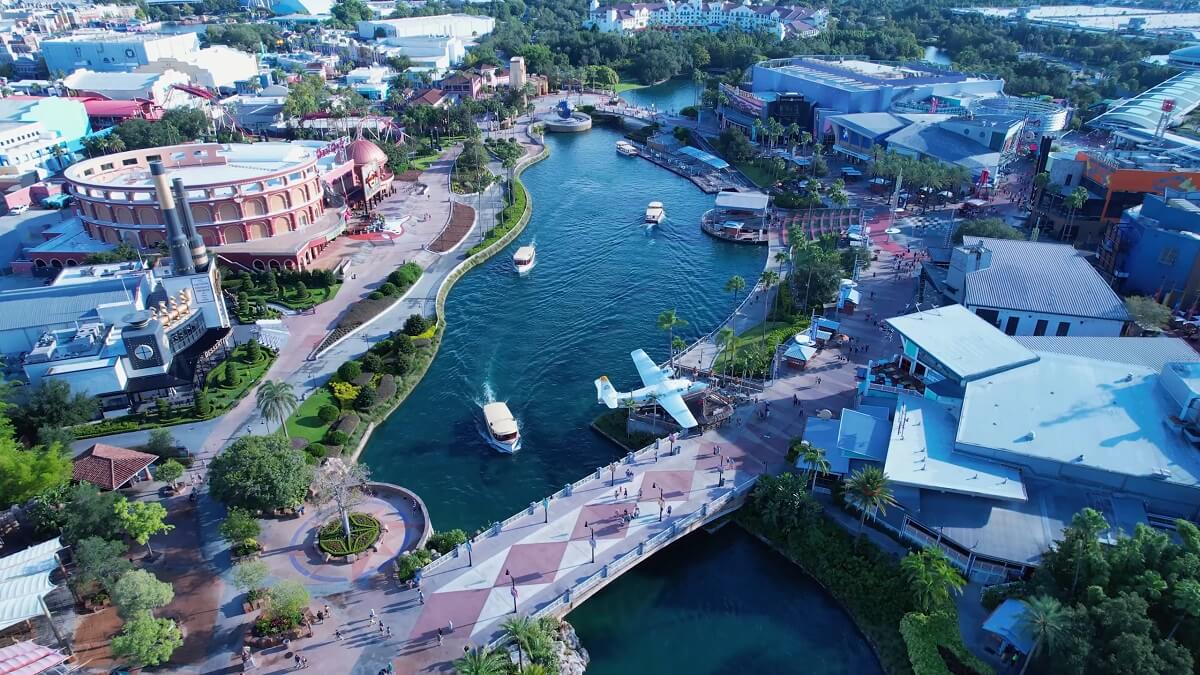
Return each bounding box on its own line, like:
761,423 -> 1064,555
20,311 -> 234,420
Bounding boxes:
8,204 -> 27,215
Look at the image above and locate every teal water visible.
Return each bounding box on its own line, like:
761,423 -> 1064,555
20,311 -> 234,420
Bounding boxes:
361,95 -> 763,531
621,78 -> 702,114
569,527 -> 883,675
361,80 -> 881,672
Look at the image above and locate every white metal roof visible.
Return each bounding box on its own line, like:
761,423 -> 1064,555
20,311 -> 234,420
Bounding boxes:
714,190 -> 770,212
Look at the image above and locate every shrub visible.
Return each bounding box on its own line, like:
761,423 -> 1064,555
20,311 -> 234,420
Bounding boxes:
403,314 -> 428,336
317,512 -> 382,556
305,443 -> 328,459
392,334 -> 414,354
219,508 -> 261,544
680,105 -> 698,118
194,389 -> 212,417
245,340 -> 263,363
427,529 -> 468,554
390,352 -> 414,376
232,538 -> 260,557
388,262 -> 422,289
394,548 -> 434,581
980,582 -> 1025,612
376,374 -> 397,401
362,353 -> 384,373
354,386 -> 376,411
334,413 -> 360,436
900,611 -> 993,675
337,361 -> 362,381
324,430 -> 349,446
379,282 -> 400,297
369,291 -> 385,300
317,404 -> 340,424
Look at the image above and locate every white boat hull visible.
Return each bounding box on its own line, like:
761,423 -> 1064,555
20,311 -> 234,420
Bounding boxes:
488,435 -> 521,454
515,259 -> 536,275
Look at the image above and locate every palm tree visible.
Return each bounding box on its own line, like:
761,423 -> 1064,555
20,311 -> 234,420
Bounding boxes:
759,270 -> 779,349
716,326 -> 736,377
1063,185 -> 1088,241
646,392 -> 661,433
454,647 -> 507,675
798,131 -> 813,155
786,122 -> 800,154
724,275 -> 747,315
901,548 -> 966,613
1018,596 -> 1068,675
501,616 -> 539,670
657,309 -> 688,367
520,666 -> 549,675
844,466 -> 896,540
256,380 -> 298,438
800,444 -> 830,491
1032,170 -> 1051,206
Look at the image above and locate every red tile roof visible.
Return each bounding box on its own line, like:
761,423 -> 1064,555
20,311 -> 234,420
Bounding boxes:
72,443 -> 156,491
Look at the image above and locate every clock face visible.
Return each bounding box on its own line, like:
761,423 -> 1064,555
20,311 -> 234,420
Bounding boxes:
134,344 -> 156,361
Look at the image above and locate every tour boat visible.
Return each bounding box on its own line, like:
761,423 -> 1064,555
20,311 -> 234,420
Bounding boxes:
483,402 -> 522,454
513,245 -> 536,274
616,140 -> 638,157
645,201 -> 665,224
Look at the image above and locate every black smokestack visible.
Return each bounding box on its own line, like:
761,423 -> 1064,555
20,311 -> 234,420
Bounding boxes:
150,161 -> 195,276
172,177 -> 210,272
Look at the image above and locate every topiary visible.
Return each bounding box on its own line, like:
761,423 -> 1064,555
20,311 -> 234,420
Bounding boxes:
354,386 -> 376,411
305,443 -> 328,459
317,404 -> 340,424
403,314 -> 427,336
325,430 -> 349,446
378,282 -> 399,296
369,291 -> 385,300
194,389 -> 212,417
362,353 -> 384,373
337,361 -> 362,381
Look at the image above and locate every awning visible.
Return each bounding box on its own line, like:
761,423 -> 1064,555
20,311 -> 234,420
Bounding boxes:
982,599 -> 1034,655
0,540 -> 60,573
677,146 -> 730,170
0,641 -> 69,675
0,595 -> 48,634
833,144 -> 872,162
784,343 -> 817,361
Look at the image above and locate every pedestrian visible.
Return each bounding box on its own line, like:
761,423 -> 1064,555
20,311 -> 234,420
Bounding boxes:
294,654 -> 302,669
335,628 -> 343,641
437,628 -> 444,645
418,589 -> 425,605
369,609 -> 377,625
816,376 -> 822,385
667,506 -> 673,517
379,622 -> 386,635
638,488 -> 643,500
622,487 -> 628,498
614,488 -> 620,501
386,663 -> 393,674
298,504 -> 305,516
448,619 -> 454,633
386,625 -> 392,638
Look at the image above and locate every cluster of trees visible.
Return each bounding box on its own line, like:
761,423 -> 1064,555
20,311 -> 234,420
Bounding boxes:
84,109 -> 235,157
453,139 -> 494,194
870,149 -> 970,207
202,24 -> 283,54
208,434 -> 312,512
327,0 -> 373,30
1007,508 -> 1200,674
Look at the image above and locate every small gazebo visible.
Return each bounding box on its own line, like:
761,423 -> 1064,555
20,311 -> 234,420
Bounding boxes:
71,443 -> 157,491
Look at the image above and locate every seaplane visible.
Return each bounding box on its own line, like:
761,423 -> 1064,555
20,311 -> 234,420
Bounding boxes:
595,349 -> 708,429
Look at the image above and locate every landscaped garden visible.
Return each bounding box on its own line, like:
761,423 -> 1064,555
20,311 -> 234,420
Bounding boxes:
317,512 -> 382,556
222,267 -> 341,324
314,262 -> 423,353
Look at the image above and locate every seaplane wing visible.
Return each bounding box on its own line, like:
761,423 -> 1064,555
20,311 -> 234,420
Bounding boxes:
657,392 -> 698,429
631,348 -> 669,387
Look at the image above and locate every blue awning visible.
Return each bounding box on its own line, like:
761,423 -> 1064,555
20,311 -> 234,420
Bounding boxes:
678,146 -> 731,170
982,599 -> 1034,655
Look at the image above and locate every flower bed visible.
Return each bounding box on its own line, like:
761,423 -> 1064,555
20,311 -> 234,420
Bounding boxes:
317,512 -> 382,556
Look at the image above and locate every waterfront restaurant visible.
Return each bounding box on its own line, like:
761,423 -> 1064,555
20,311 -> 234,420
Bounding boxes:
701,190 -> 771,243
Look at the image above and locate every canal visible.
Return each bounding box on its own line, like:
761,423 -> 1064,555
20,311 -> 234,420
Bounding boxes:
361,80 -> 879,673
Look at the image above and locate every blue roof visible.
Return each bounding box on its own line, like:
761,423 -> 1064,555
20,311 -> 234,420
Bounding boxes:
962,237 -> 1132,322
0,281 -> 131,332
783,342 -> 817,361
677,146 -> 730,170
836,409 -> 888,461
982,599 -> 1034,654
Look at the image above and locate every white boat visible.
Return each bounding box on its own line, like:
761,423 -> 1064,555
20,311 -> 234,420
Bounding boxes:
645,201 -> 665,224
616,140 -> 638,157
513,245 -> 536,274
483,402 -> 521,454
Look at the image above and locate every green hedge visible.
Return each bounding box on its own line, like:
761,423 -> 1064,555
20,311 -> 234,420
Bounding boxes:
900,612 -> 992,675
317,512 -> 382,556
467,177 -> 528,256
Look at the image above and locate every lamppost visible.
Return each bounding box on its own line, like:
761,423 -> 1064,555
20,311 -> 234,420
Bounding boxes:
465,539 -> 473,567
658,498 -> 665,522
505,569 -> 517,614
651,482 -> 664,500
542,497 -> 550,523
587,524 -> 596,564
609,462 -> 617,486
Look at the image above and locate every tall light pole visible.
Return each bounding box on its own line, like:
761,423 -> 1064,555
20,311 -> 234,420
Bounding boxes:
588,525 -> 596,564
505,569 -> 517,614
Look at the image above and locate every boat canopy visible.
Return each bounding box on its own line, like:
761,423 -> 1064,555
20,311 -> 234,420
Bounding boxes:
483,402 -> 518,436
514,246 -> 535,261
714,190 -> 769,212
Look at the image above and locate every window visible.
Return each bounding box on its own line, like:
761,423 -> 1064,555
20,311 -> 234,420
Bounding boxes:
1056,321 -> 1070,336
1004,316 -> 1019,335
1159,247 -> 1179,265
1034,319 -> 1048,336
975,308 -> 999,327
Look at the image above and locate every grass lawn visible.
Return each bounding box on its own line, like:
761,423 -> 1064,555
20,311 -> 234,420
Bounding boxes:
410,150 -> 441,172
614,82 -> 649,93
733,161 -> 780,189
714,319 -> 814,376
286,387 -> 337,444
275,283 -> 341,311
591,409 -> 660,451
205,345 -> 275,411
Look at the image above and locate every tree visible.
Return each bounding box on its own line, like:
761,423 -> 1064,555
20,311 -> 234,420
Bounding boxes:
1019,596 -> 1068,675
454,647 -> 507,675
901,548 -> 966,613
1125,296 -> 1172,330
354,386 -> 376,411
404,313 -> 429,336
10,379 -> 98,441
73,537 -> 132,593
338,361 -> 363,381
256,380 -> 298,438
501,616 -> 541,670
111,569 -> 174,619
828,178 -> 850,207
328,0 -> 372,28
716,327 -> 736,377
194,389 -> 212,417
245,339 -> 263,363
154,459 -> 184,487
63,483 -> 124,543
1168,578 -> 1200,639
798,443 -> 830,492
318,404 -> 341,424
207,434 -> 312,512
115,498 -> 174,557
656,309 -> 688,367
844,466 -> 897,538
218,508 -> 261,544
223,359 -> 241,388
111,611 -> 183,667
232,560 -> 270,595
0,436 -> 70,510
145,428 -> 177,457
751,472 -> 817,534
1063,185 -> 1088,240
724,275 -> 747,312
759,270 -> 779,346
312,461 -> 369,540
267,579 -> 310,623
951,217 -> 1023,244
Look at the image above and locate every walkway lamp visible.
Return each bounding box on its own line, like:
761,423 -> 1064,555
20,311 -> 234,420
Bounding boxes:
505,569 -> 518,614
588,526 -> 596,564
651,482 -> 664,500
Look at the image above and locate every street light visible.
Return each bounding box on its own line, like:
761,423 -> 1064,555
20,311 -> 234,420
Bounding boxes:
505,569 -> 517,614
609,462 -> 617,486
588,525 -> 596,564
651,482 -> 664,500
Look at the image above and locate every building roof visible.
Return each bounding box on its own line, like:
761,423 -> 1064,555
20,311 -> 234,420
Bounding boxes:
72,443 -> 156,491
831,112 -> 912,139
885,393 -> 1027,501
714,190 -> 769,211
836,408 -> 889,461
0,280 -> 132,333
983,600 -> 1035,654
348,138 -> 387,166
1091,71 -> 1200,131
887,304 -> 1039,382
958,350 -> 1200,489
961,237 -> 1132,322
63,70 -> 161,95
885,121 -> 999,172
1012,336 -> 1199,371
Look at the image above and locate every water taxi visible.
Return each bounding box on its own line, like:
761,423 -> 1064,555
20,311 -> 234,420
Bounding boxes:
645,201 -> 665,224
483,402 -> 521,453
616,140 -> 638,157
513,245 -> 536,274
